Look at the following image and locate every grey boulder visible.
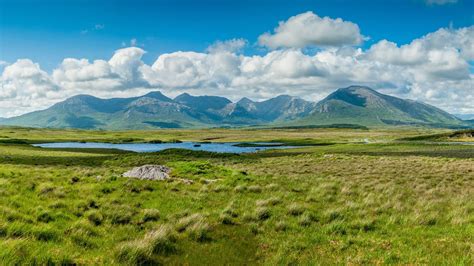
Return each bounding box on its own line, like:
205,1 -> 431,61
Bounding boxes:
122,165 -> 171,180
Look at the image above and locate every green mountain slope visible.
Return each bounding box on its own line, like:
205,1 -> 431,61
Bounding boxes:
295,86 -> 464,127
236,95 -> 316,121
1,86 -> 468,129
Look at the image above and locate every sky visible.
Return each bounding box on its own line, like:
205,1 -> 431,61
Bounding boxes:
0,0 -> 473,117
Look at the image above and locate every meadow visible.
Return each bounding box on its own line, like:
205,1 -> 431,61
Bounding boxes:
0,127 -> 472,265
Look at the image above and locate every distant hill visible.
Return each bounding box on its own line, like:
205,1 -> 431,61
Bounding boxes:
294,86 -> 465,128
455,114 -> 474,120
1,86 -> 469,129
2,91 -> 314,129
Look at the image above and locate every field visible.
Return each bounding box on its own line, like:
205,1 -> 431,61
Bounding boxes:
0,127 -> 473,264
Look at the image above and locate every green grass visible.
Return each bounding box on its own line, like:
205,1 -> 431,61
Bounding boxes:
0,127 -> 472,264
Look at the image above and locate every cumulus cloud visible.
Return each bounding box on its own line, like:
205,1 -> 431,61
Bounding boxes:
207,38 -> 247,54
365,26 -> 473,82
258,11 -> 365,49
0,59 -> 62,117
109,47 -> 147,82
0,12 -> 472,117
52,58 -> 122,92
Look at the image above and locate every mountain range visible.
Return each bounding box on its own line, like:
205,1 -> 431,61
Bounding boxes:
0,86 -> 469,129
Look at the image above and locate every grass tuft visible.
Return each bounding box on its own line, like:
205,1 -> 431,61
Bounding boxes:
256,197 -> 282,207
247,185 -> 262,193
187,221 -> 211,242
140,209 -> 161,223
86,210 -> 103,226
175,213 -> 205,232
253,207 -> 271,221
287,203 -> 305,216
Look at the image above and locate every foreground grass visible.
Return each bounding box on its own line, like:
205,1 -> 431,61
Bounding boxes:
0,127 -> 472,264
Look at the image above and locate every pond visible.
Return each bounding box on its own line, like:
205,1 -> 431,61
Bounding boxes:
32,142 -> 297,154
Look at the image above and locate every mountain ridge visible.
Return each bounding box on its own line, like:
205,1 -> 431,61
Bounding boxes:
1,86 -> 468,129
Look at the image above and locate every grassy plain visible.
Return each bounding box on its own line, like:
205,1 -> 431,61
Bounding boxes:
0,127 -> 472,264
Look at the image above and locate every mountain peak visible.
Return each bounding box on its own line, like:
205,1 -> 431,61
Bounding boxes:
337,85 -> 378,94
1,87 -> 466,129
325,86 -> 384,107
143,91 -> 173,102
237,97 -> 254,104
174,92 -> 192,99
174,93 -> 231,111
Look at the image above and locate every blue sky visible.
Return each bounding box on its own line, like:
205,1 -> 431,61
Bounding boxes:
1,0 -> 473,71
0,0 -> 473,117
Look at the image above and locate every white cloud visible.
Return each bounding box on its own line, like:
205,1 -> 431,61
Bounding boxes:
0,16 -> 472,117
0,59 -> 62,117
258,11 -> 365,49
207,38 -> 247,53
52,58 -> 122,92
365,27 -> 472,82
109,47 -> 147,83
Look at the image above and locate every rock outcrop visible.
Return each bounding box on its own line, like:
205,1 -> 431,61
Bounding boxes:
122,165 -> 171,180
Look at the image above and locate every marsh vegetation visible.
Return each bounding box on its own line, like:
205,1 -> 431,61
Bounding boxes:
0,127 -> 472,264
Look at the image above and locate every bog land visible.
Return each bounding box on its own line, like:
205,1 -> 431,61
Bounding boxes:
0,127 -> 472,264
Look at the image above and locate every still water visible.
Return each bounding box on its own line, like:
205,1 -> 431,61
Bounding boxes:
32,142 -> 296,153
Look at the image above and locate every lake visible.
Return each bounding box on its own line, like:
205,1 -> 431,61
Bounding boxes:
32,142 -> 296,153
